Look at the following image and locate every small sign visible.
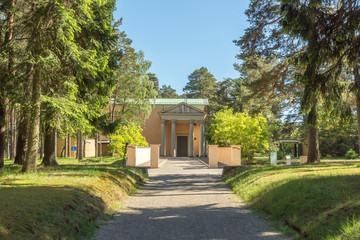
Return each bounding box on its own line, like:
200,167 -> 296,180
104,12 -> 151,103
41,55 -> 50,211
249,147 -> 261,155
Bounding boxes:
71,146 -> 77,151
286,155 -> 291,165
271,152 -> 277,165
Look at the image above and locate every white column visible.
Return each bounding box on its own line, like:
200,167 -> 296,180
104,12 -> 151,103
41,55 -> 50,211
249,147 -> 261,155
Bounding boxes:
171,120 -> 176,157
189,120 -> 194,157
160,120 -> 166,156
200,120 -> 205,157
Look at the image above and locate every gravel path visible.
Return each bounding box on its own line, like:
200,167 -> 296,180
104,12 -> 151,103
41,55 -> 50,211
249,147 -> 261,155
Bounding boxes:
95,158 -> 290,240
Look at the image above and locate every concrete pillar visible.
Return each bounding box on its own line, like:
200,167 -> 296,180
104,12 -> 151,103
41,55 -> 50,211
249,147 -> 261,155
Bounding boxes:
208,145 -> 218,168
231,145 -> 242,166
160,120 -> 166,157
127,145 -> 137,166
199,120 -> 205,157
189,120 -> 194,157
150,144 -> 160,168
171,120 -> 176,157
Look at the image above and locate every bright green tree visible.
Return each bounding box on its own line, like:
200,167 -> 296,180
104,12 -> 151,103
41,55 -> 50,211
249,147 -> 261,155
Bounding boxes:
109,123 -> 148,157
208,108 -> 269,160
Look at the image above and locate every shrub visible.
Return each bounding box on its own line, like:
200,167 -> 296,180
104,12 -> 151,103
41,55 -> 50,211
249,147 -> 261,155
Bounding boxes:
345,149 -> 357,159
109,123 -> 148,157
207,108 -> 269,160
277,151 -> 286,160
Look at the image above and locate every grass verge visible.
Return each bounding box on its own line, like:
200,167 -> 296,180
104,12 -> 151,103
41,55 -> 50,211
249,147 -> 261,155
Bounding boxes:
0,157 -> 147,240
223,164 -> 360,239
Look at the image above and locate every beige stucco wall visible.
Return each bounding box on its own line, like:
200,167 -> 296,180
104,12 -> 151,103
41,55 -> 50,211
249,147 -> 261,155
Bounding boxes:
136,147 -> 151,165
141,107 -> 162,145
218,147 -> 232,165
84,138 -> 96,157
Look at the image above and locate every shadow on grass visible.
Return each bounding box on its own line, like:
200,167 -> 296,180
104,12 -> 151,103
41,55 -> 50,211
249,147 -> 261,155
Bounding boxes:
0,185 -> 105,240
229,172 -> 360,239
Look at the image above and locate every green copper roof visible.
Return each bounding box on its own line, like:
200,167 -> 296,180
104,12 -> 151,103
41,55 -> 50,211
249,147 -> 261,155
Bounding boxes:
151,98 -> 209,105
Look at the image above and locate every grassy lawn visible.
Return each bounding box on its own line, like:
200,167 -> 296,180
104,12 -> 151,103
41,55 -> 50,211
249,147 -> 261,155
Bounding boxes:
0,157 -> 147,240
223,163 -> 360,239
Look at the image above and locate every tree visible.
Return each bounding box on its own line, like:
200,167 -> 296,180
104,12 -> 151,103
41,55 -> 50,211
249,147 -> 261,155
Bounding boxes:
183,67 -> 217,99
109,30 -> 157,126
207,108 -> 269,160
109,123 -> 148,157
0,0 -> 17,168
158,84 -> 179,98
21,0 -> 111,172
148,73 -> 159,92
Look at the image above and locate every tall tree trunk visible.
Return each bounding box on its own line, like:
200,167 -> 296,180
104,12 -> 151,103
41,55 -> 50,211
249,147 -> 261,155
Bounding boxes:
14,111 -> 27,165
307,97 -> 320,163
64,132 -> 68,157
41,124 -> 59,166
0,102 -> 5,168
6,112 -> 10,159
77,130 -> 83,160
67,133 -> 71,157
95,132 -> 98,158
9,108 -> 15,159
354,64 -> 360,156
21,68 -> 41,172
0,0 -> 15,167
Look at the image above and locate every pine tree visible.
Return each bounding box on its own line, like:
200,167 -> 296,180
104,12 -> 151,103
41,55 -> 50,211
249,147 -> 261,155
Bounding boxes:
158,85 -> 179,98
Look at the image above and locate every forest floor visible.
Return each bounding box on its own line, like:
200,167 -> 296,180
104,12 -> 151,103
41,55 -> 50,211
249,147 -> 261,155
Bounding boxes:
223,163 -> 360,239
0,157 -> 147,240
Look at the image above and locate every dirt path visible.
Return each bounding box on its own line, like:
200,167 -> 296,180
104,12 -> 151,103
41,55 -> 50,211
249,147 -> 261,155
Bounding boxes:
95,158 -> 290,240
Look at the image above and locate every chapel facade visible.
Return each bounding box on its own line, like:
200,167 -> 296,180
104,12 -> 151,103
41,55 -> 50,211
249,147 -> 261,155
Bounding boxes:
141,99 -> 208,157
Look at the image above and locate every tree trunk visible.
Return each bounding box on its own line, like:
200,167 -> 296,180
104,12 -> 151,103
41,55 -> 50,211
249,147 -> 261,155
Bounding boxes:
0,101 -> 5,168
307,97 -> 320,163
67,133 -> 71,157
353,64 -> 360,156
95,132 -> 99,157
9,108 -> 16,159
77,130 -> 83,160
0,0 -> 15,167
41,124 -> 59,166
14,112 -> 27,165
21,68 -> 41,173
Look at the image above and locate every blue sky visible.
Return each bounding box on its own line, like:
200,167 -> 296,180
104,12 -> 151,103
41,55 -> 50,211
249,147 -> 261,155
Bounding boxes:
114,0 -> 250,95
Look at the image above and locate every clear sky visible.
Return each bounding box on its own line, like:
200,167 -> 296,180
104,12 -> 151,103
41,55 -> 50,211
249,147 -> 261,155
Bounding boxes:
114,0 -> 250,95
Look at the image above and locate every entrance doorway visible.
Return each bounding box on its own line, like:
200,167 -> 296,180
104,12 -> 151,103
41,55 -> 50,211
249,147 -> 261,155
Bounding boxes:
177,136 -> 188,157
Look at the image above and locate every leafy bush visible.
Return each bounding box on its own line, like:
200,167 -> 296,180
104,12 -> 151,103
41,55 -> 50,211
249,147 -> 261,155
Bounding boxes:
207,108 -> 269,160
277,150 -> 286,160
345,149 -> 358,159
109,123 -> 148,157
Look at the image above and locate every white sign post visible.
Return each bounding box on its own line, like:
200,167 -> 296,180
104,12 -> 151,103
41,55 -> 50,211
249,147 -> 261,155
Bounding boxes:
286,155 -> 291,165
270,152 -> 277,165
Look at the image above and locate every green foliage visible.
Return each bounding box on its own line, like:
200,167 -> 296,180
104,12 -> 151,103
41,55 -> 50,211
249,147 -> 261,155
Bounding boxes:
158,84 -> 179,98
208,108 -> 269,160
318,110 -> 358,157
109,31 -> 157,126
345,149 -> 357,160
109,123 -> 148,157
277,150 -> 285,160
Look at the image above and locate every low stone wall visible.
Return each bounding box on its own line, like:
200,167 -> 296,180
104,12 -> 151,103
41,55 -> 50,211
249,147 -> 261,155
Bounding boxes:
208,145 -> 242,168
218,147 -> 232,165
127,145 -> 160,168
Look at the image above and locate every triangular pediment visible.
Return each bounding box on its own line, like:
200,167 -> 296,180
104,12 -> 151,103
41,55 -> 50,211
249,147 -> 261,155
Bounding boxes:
160,102 -> 206,115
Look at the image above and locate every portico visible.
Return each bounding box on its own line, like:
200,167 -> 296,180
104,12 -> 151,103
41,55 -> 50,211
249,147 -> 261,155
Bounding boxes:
141,99 -> 208,158
159,103 -> 206,157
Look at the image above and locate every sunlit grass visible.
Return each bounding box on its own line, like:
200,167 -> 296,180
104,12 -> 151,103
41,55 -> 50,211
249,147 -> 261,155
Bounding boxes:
223,164 -> 360,239
0,156 -> 147,239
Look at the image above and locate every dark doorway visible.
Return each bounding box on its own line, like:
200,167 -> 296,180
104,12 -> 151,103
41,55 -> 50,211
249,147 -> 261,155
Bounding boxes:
177,136 -> 188,157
